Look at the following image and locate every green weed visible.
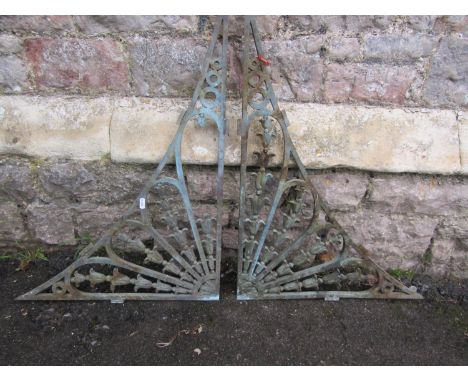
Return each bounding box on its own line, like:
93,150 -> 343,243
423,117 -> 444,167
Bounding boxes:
388,268 -> 415,282
0,248 -> 48,271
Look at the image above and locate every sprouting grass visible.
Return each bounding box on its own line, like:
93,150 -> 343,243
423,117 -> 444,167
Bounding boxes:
0,247 -> 48,271
388,268 -> 415,282
74,232 -> 93,259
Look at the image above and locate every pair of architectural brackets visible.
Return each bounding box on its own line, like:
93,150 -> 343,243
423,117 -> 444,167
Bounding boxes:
18,16 -> 422,302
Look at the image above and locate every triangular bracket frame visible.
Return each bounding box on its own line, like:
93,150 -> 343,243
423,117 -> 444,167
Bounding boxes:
17,16 -> 422,302
17,17 -> 230,301
236,16 -> 422,300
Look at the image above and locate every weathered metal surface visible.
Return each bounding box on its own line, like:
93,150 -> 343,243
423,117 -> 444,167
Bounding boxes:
17,17 -> 229,301
18,16 -> 422,302
236,17 -> 422,300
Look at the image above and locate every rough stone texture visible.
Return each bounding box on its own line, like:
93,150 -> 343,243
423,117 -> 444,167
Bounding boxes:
128,37 -> 207,97
0,156 -> 466,277
344,16 -> 390,33
431,217 -> 468,279
368,175 -> 468,217
0,15 -> 465,110
326,37 -> 361,61
423,37 -> 468,108
241,16 -> 280,36
0,56 -> 30,93
73,16 -> 198,35
25,202 -> 76,245
339,16 -> 438,34
460,113 -> 468,173
0,96 -> 111,160
73,203 -> 126,239
434,16 -> 468,35
363,35 -> 436,62
405,16 -> 437,33
0,15 -> 467,280
0,201 -> 27,244
334,209 -> 439,270
324,63 -> 418,105
24,38 -> 129,93
37,161 -> 96,202
222,228 -> 238,250
0,34 -> 22,54
0,16 -> 76,35
203,16 -> 281,38
0,157 -> 37,203
38,160 -> 156,207
262,39 -> 324,102
309,171 -> 368,211
283,16 -> 346,34
186,167 -> 239,202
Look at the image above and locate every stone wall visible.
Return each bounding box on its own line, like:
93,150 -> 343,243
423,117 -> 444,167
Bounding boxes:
1,156 -> 466,278
0,16 -> 467,278
0,16 -> 467,108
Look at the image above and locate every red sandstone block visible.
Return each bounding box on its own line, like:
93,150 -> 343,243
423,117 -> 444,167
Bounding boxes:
324,63 -> 417,105
24,38 -> 129,93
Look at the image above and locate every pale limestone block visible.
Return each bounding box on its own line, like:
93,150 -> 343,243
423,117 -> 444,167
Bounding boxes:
110,97 -> 242,165
1,96 -> 463,175
458,111 -> 468,173
111,98 -> 462,175
0,96 -> 111,160
285,103 -> 461,174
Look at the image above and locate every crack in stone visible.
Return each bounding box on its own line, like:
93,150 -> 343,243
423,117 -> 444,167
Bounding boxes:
107,107 -> 114,161
355,174 -> 374,210
456,111 -> 464,170
415,221 -> 441,275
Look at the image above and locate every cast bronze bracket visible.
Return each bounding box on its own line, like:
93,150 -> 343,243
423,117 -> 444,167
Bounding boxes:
18,16 -> 422,301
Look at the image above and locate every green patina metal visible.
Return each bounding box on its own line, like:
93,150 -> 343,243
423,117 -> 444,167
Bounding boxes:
18,16 -> 422,302
236,17 -> 422,300
17,17 -> 229,301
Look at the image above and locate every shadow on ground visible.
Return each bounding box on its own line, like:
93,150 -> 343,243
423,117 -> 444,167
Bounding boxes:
0,253 -> 467,365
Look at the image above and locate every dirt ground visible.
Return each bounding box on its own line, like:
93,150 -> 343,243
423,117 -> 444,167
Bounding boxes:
0,253 -> 467,365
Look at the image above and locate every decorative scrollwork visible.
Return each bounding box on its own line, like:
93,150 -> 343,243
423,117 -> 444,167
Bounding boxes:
17,16 -> 421,302
17,16 -> 229,302
237,17 -> 422,301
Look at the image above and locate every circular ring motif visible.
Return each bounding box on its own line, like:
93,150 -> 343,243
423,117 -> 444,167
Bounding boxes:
200,87 -> 221,109
210,59 -> 222,71
247,87 -> 269,110
206,70 -> 221,87
52,281 -> 67,295
248,58 -> 262,72
247,71 -> 267,89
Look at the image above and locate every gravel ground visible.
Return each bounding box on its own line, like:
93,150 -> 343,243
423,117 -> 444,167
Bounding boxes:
0,253 -> 467,365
